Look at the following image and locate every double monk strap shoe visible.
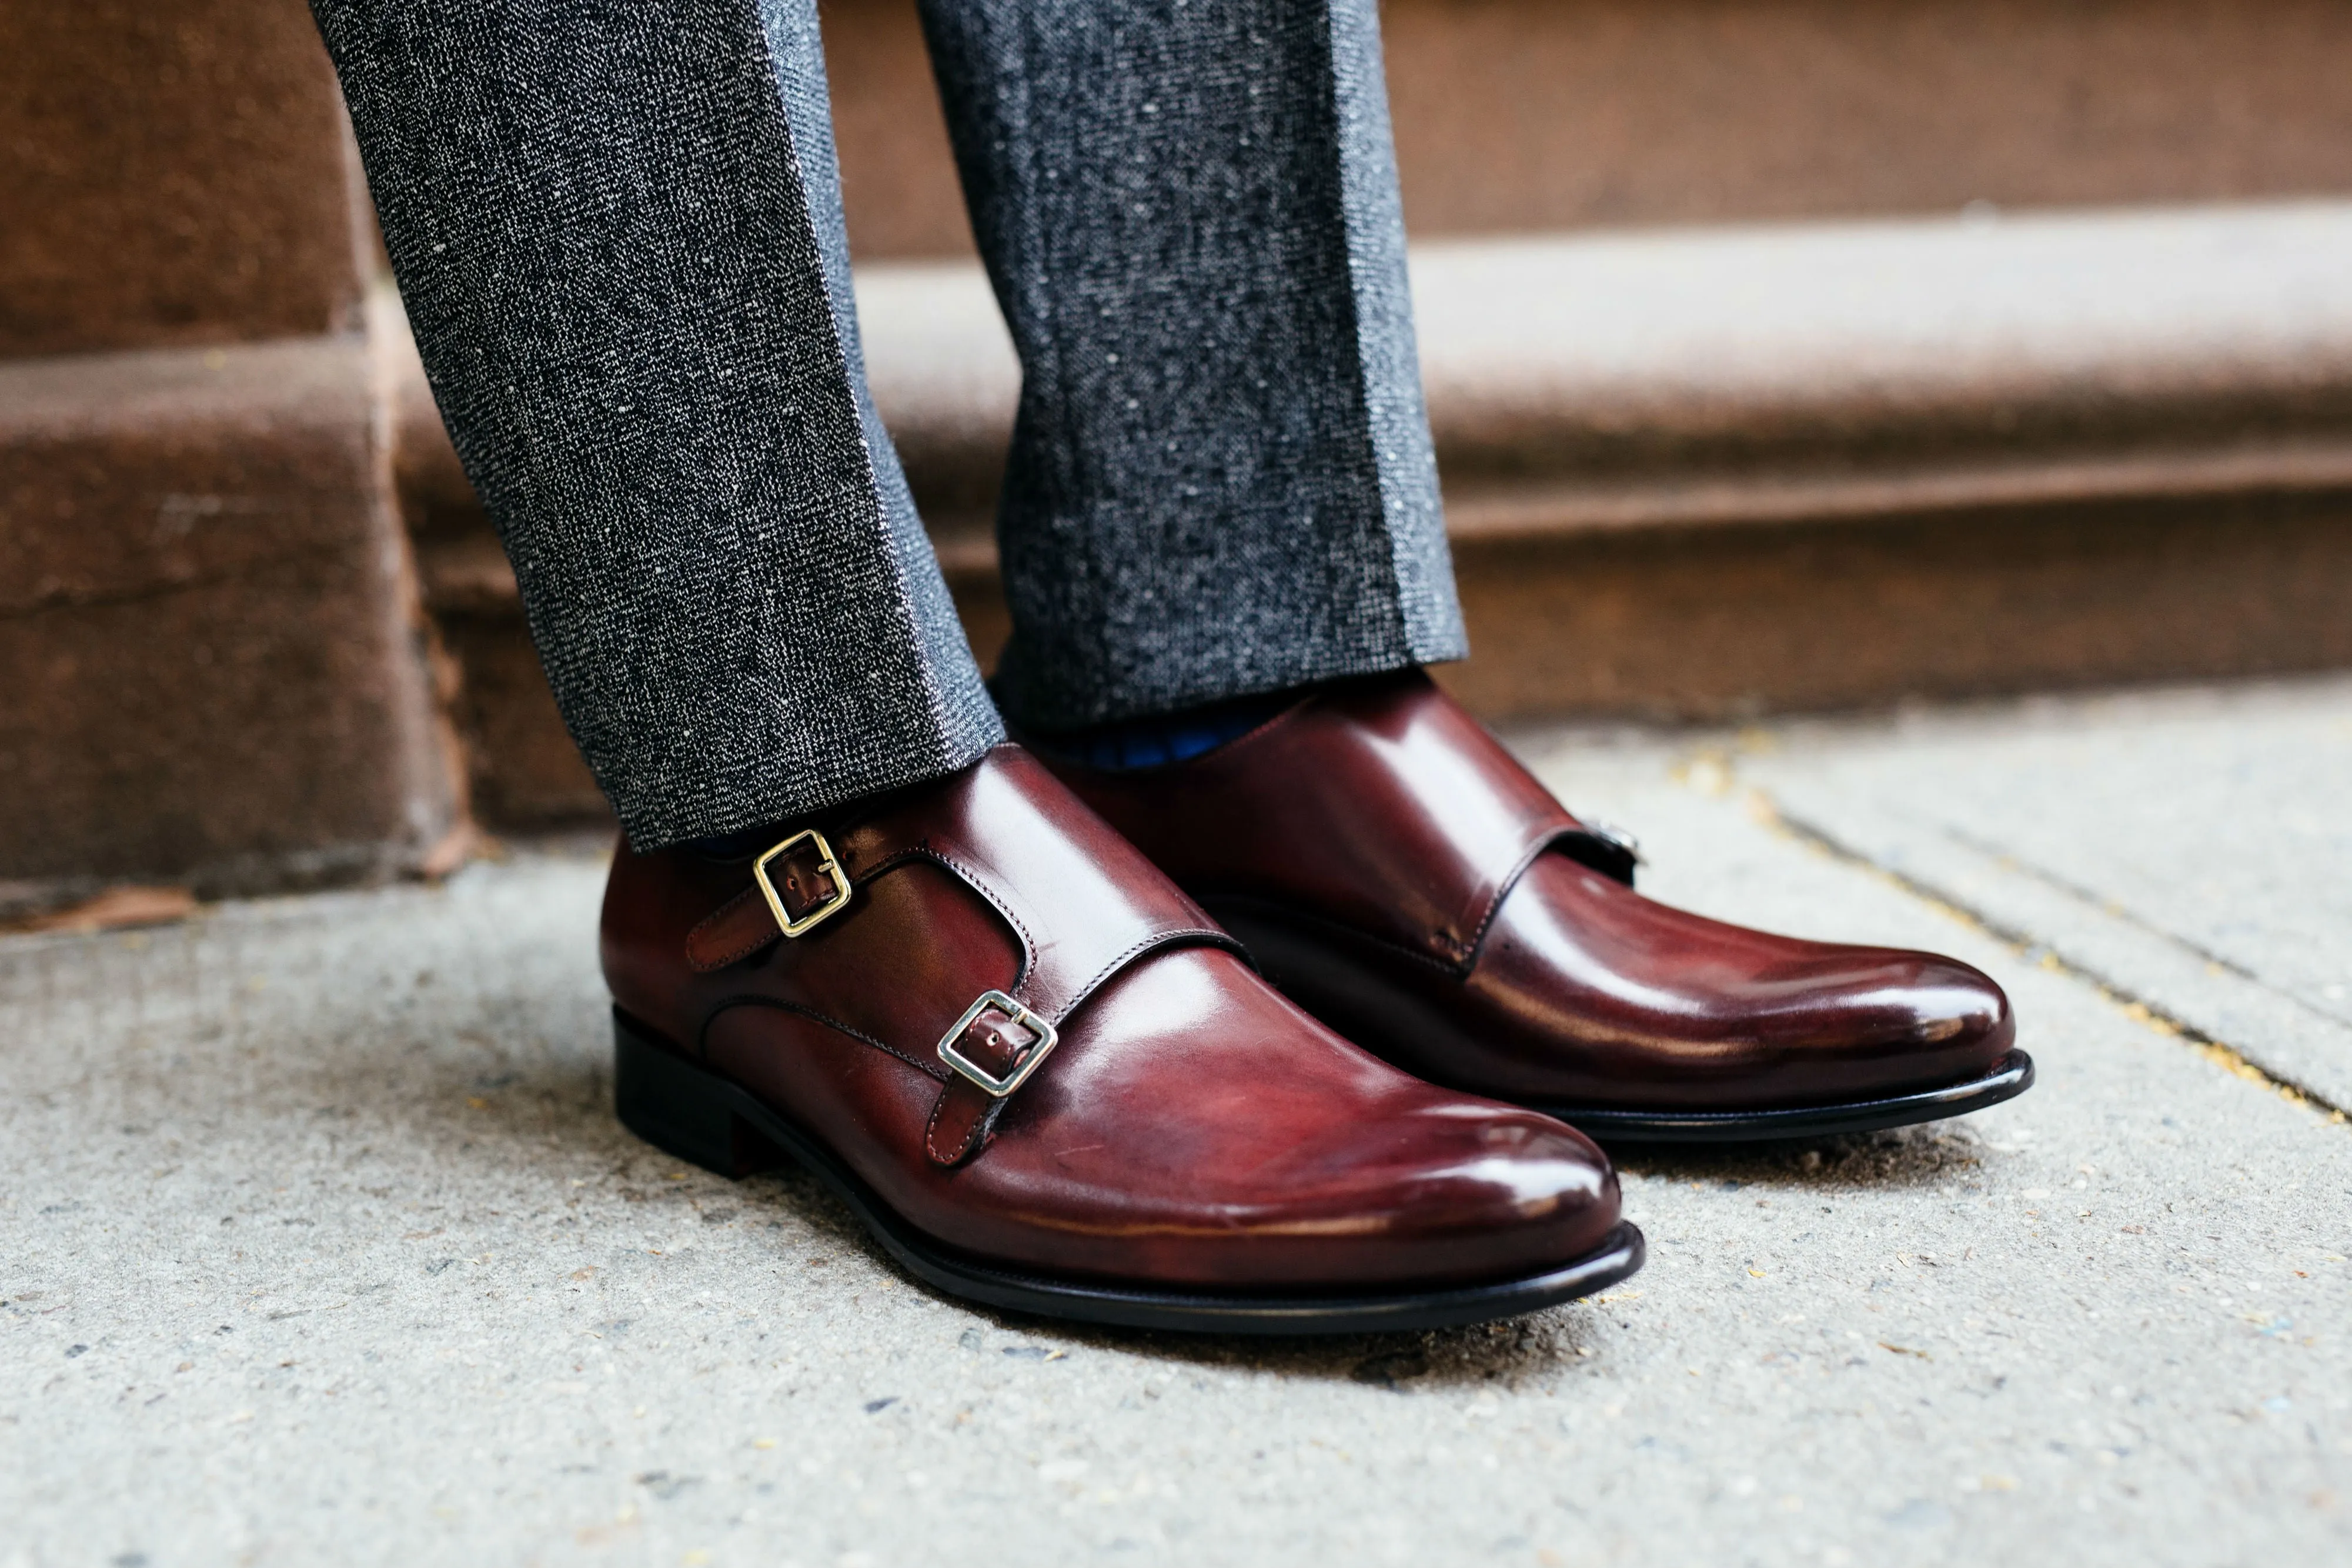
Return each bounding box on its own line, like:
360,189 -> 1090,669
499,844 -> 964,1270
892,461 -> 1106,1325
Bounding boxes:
599,745 -> 1642,1332
1043,675 -> 2031,1145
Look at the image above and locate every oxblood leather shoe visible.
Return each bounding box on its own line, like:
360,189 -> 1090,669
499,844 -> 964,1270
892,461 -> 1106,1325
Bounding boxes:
600,745 -> 1641,1332
1040,674 -> 2032,1144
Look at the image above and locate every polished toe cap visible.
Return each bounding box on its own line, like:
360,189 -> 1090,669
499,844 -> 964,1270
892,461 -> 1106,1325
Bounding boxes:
1445,856 -> 2021,1109
960,951 -> 1626,1290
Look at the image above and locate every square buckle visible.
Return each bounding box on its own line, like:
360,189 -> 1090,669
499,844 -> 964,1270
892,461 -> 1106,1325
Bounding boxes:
936,989 -> 1061,1099
752,828 -> 853,938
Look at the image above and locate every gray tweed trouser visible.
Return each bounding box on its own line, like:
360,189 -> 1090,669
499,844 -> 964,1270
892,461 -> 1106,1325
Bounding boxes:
312,0 -> 1465,849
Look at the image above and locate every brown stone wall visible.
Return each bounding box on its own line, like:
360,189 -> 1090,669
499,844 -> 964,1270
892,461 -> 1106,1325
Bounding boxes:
1383,0 -> 2352,236
823,0 -> 2352,259
921,487 -> 2352,728
0,340 -> 460,910
0,0 -> 370,357
822,0 -> 978,262
0,0 -> 461,911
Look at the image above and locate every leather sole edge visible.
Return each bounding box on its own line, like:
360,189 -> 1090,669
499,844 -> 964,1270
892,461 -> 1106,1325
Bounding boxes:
1541,1049 -> 2035,1146
612,1008 -> 1645,1335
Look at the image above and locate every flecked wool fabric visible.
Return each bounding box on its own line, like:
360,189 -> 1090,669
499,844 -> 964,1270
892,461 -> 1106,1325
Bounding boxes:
313,0 -> 1001,850
921,0 -> 1464,731
313,0 -> 1464,846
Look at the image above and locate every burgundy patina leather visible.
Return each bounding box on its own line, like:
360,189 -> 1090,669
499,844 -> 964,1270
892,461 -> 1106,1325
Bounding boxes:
601,745 -> 1624,1292
1043,673 -> 2018,1118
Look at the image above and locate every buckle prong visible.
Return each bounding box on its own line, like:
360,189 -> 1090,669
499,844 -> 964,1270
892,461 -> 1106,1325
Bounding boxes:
752,828 -> 854,938
937,990 -> 1060,1099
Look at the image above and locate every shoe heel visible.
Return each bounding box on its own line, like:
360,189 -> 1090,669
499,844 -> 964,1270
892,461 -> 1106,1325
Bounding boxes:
612,1011 -> 787,1178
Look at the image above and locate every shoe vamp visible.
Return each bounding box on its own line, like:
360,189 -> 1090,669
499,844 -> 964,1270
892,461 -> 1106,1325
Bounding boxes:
713,945 -> 1621,1290
958,951 -> 1616,1247
1454,857 -> 2011,1102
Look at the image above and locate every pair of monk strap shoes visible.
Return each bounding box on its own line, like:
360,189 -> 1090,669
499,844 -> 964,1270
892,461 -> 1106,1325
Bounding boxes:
603,673 -> 2025,1332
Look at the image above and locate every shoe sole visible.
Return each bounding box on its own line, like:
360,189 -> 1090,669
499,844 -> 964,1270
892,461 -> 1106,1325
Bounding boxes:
612,1009 -> 1644,1335
1541,1049 -> 2035,1145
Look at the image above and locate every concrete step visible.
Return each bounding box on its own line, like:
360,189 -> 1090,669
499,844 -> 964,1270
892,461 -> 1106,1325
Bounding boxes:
868,200 -> 2352,536
883,199 -> 2352,706
394,201 -> 2352,827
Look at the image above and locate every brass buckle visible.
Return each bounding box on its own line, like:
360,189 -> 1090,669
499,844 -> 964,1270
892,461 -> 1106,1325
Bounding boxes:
936,990 -> 1060,1099
751,828 -> 853,938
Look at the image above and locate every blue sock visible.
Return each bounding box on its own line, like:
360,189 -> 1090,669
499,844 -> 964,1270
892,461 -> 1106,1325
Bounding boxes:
1048,690 -> 1299,771
698,691 -> 1311,857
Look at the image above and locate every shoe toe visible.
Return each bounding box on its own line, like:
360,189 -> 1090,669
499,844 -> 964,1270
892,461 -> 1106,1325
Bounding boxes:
1839,949 -> 2015,1068
1299,1098 -> 1622,1285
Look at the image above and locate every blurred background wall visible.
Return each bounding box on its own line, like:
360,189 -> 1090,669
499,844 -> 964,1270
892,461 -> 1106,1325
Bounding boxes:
9,0 -> 2352,914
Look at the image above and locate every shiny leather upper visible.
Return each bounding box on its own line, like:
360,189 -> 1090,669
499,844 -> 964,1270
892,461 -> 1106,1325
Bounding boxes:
1047,674 -> 2016,1112
601,745 -> 1621,1289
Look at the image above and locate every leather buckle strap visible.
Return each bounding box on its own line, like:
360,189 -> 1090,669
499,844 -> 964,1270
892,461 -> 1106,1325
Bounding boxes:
679,749 -> 1250,1165
936,990 -> 1060,1098
751,828 -> 853,938
1553,819 -> 1641,888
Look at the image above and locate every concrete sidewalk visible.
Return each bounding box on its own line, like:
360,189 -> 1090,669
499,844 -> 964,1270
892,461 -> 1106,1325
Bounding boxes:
4,678 -> 2348,1567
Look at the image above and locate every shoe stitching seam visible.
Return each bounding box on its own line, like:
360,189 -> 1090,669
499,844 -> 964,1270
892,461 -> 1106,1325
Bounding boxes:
1051,925 -> 1241,1016
701,995 -> 949,1085
848,844 -> 1041,990
923,1083 -> 988,1165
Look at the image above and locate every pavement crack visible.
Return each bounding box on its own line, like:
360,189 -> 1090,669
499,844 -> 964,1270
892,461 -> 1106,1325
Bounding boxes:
1933,821 -> 2267,989
1748,787 -> 2352,1129
1929,822 -> 2352,1035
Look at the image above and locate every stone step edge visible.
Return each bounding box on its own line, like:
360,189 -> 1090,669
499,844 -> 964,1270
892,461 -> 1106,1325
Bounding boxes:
377,199 -> 2352,601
